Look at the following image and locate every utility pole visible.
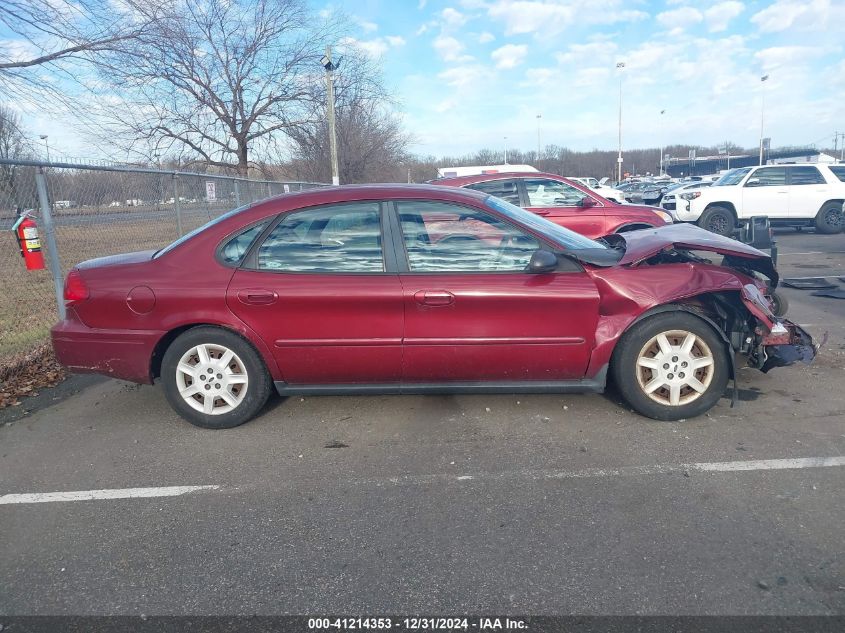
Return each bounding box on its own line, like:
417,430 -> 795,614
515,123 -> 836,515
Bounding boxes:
536,114 -> 542,168
616,62 -> 625,182
321,46 -> 340,186
726,141 -> 730,170
759,74 -> 768,166
659,109 -> 665,175
504,136 -> 508,164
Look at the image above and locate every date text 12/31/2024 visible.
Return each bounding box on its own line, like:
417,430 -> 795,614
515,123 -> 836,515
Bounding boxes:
307,618 -> 528,630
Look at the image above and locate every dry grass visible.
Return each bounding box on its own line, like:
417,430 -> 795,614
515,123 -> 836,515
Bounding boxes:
0,216 -> 198,364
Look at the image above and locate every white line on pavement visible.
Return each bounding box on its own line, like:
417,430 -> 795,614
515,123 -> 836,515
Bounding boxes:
361,456 -> 845,487
0,485 -> 220,505
778,251 -> 845,256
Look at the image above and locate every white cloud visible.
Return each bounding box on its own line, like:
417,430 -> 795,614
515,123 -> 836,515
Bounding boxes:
434,99 -> 457,113
359,20 -> 378,33
478,31 -> 495,43
441,7 -> 468,28
0,39 -> 39,63
750,0 -> 841,33
656,6 -> 703,31
704,1 -> 744,32
754,45 -> 825,72
555,41 -> 618,66
339,35 -> 406,59
437,64 -> 494,89
433,35 -> 473,62
485,0 -> 647,37
491,43 -> 528,69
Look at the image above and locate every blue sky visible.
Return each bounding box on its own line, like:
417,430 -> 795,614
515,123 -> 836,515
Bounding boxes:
330,0 -> 845,157
5,0 -> 845,160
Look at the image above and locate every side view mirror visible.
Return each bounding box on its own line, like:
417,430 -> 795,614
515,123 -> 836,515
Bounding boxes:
745,178 -> 761,187
527,249 -> 558,273
578,197 -> 596,208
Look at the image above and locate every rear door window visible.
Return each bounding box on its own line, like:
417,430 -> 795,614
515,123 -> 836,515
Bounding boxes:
253,203 -> 384,273
521,178 -> 589,207
788,166 -> 826,185
464,179 -> 521,205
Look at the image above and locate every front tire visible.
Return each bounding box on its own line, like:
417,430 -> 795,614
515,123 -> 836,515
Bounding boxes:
698,206 -> 735,237
814,202 -> 844,234
611,312 -> 730,421
161,326 -> 272,429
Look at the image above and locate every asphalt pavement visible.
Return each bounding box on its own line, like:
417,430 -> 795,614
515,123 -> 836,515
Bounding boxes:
1,230 -> 843,615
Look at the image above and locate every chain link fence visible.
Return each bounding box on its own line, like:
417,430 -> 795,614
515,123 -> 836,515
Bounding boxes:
0,159 -> 326,365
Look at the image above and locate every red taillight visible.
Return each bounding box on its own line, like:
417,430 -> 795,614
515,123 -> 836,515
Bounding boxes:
64,269 -> 89,303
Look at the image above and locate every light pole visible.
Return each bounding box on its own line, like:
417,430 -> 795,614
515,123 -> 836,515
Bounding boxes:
503,136 -> 508,164
759,74 -> 769,166
536,114 -> 542,167
39,134 -> 50,163
320,46 -> 341,186
616,62 -> 625,182
659,109 -> 665,175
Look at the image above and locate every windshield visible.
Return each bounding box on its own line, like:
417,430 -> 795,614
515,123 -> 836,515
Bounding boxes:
154,204 -> 252,258
484,195 -> 605,251
713,168 -> 752,186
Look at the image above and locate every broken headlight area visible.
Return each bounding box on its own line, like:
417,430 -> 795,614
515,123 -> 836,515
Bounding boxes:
750,321 -> 818,373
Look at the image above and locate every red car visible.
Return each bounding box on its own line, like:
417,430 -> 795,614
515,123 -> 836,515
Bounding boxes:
52,184 -> 814,429
433,172 -> 673,239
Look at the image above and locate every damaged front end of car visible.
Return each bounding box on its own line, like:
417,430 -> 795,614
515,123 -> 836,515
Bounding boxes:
591,224 -> 819,390
739,283 -> 819,373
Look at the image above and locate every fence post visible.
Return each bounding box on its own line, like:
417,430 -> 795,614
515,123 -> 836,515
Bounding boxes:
234,179 -> 241,207
172,174 -> 184,236
34,168 -> 66,320
267,181 -> 272,198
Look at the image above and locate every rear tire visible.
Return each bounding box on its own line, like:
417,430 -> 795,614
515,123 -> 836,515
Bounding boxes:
611,312 -> 730,421
161,326 -> 272,429
698,206 -> 735,237
814,202 -> 844,234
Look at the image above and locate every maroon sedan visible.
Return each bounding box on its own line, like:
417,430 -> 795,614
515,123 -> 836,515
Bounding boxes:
433,172 -> 673,239
52,184 -> 814,429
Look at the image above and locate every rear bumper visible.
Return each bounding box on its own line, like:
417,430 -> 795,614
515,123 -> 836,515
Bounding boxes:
51,312 -> 164,384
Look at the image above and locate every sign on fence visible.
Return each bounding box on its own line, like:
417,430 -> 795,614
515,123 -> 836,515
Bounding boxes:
205,181 -> 216,202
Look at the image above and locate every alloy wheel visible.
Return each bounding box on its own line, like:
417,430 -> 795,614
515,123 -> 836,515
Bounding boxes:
175,343 -> 249,415
635,330 -> 715,406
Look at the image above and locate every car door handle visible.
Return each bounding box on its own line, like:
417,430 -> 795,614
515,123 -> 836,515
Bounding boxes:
533,209 -> 551,216
414,290 -> 455,307
237,290 -> 278,305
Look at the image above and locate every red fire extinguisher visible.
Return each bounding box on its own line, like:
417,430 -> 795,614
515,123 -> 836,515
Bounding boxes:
13,211 -> 46,271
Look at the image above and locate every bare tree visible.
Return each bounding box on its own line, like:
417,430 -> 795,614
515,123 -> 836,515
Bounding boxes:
95,0 -> 338,176
0,105 -> 33,205
285,52 -> 410,183
0,0 -> 152,101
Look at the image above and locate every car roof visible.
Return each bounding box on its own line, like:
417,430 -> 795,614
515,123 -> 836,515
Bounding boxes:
236,183 -> 490,222
431,171 -> 575,187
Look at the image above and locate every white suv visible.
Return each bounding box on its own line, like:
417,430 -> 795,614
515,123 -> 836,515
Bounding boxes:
676,164 -> 845,236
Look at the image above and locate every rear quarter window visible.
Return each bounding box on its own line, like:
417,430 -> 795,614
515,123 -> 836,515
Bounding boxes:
828,166 -> 845,182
